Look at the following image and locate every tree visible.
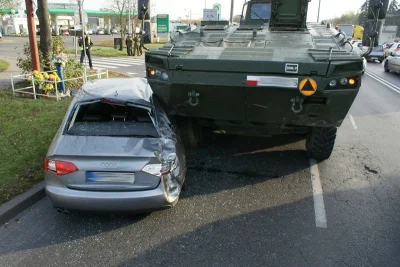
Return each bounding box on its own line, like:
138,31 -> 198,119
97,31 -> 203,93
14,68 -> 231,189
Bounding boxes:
37,0 -> 52,70
358,1 -> 369,26
107,0 -> 129,50
0,0 -> 21,10
385,0 -> 400,28
328,11 -> 359,25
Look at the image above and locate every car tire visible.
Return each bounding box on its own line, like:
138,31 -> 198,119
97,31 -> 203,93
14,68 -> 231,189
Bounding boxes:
306,127 -> 337,161
379,59 -> 383,63
384,61 -> 390,72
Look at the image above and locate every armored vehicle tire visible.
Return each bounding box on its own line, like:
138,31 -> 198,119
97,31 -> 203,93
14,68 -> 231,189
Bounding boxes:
306,127 -> 337,161
384,61 -> 390,72
179,118 -> 202,148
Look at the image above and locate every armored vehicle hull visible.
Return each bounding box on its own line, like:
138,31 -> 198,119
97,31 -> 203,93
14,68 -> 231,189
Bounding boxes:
145,0 -> 365,160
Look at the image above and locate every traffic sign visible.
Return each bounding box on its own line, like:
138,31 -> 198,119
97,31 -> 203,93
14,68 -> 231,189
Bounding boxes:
157,14 -> 169,34
203,9 -> 218,21
213,3 -> 221,21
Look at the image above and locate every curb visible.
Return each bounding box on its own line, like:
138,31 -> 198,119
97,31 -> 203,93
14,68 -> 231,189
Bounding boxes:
0,181 -> 46,226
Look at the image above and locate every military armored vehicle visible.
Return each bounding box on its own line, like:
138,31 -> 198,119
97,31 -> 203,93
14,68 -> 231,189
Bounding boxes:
145,0 -> 389,160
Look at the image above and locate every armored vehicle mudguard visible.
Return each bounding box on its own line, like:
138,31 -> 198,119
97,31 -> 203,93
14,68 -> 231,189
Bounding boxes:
145,0 -> 388,160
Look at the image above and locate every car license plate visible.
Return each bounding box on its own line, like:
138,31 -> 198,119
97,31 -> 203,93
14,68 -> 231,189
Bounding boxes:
371,57 -> 378,60
86,172 -> 135,184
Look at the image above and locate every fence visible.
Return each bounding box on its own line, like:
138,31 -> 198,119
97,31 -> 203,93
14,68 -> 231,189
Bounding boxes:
11,68 -> 109,101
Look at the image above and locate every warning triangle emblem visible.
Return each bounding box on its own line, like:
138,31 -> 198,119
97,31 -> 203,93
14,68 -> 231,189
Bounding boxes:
299,78 -> 317,96
302,80 -> 315,91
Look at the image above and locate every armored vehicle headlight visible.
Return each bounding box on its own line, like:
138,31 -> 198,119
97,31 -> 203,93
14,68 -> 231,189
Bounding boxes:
329,80 -> 337,87
156,70 -> 161,77
348,78 -> 356,85
161,72 -> 169,81
340,78 -> 348,85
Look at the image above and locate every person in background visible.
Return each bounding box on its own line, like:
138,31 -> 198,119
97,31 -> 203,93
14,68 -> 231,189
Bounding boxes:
139,31 -> 149,54
79,32 -> 94,69
125,34 -> 133,56
133,33 -> 140,56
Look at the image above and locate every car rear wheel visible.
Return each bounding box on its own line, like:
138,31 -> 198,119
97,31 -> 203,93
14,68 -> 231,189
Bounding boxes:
384,61 -> 390,72
306,127 -> 337,161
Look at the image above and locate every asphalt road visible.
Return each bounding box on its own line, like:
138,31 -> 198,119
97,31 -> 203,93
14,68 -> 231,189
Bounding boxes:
1,38 -> 400,266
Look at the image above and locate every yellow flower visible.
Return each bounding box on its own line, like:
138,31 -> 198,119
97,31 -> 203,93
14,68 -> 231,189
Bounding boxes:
32,70 -> 39,76
43,73 -> 49,79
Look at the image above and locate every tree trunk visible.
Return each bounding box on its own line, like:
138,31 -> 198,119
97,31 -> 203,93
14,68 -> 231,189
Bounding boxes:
37,0 -> 52,71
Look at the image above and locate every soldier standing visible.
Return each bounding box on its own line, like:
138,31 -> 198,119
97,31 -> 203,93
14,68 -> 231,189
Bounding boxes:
133,33 -> 140,56
125,34 -> 133,56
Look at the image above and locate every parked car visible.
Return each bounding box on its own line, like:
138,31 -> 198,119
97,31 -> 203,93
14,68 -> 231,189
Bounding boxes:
111,28 -> 118,34
97,30 -> 104,35
365,45 -> 385,63
86,29 -> 93,35
385,42 -> 400,58
384,50 -> 400,73
0,31 -> 2,39
44,78 -> 187,213
61,30 -> 69,36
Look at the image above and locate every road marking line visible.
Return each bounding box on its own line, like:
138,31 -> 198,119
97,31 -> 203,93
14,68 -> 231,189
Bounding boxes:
92,60 -> 132,67
349,115 -> 358,130
310,158 -> 327,229
95,57 -> 145,63
365,71 -> 400,94
127,72 -> 138,75
86,64 -> 118,69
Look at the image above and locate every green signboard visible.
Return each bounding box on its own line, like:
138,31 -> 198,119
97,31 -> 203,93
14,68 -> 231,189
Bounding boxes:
157,14 -> 169,34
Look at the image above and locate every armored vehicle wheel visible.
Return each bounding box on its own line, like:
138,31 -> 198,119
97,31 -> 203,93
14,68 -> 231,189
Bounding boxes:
384,61 -> 390,72
306,127 -> 337,161
179,118 -> 202,148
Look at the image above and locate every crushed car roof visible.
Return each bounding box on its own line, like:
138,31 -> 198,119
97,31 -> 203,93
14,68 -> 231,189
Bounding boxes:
73,78 -> 153,107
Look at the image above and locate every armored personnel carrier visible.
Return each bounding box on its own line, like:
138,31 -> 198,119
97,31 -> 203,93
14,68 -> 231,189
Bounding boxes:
145,0 -> 388,160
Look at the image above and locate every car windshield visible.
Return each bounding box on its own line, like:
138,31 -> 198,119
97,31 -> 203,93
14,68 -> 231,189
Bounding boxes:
65,101 -> 159,137
250,3 -> 271,20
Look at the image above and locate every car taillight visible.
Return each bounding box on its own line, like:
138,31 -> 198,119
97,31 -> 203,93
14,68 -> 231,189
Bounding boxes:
142,162 -> 171,177
44,158 -> 78,175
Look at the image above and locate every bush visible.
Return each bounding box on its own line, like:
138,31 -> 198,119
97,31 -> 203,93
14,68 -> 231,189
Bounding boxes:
16,36 -> 84,90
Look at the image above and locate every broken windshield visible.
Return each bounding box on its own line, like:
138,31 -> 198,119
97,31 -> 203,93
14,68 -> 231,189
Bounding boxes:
65,101 -> 159,138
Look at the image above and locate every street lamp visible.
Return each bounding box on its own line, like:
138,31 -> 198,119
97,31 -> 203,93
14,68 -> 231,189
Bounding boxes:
184,9 -> 192,25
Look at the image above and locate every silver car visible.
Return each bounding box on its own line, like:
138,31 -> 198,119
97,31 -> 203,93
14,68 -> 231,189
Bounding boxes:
384,50 -> 400,73
45,78 -> 187,212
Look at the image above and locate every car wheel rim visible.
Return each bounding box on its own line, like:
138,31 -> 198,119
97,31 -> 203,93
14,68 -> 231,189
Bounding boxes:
163,175 -> 181,203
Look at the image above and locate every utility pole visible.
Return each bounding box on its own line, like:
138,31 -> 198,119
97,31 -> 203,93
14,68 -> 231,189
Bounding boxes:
78,0 -> 86,66
25,0 -> 40,71
230,0 -> 234,24
317,0 -> 321,22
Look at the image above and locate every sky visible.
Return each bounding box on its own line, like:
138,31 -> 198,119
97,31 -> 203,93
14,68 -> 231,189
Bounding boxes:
49,0 -> 368,22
